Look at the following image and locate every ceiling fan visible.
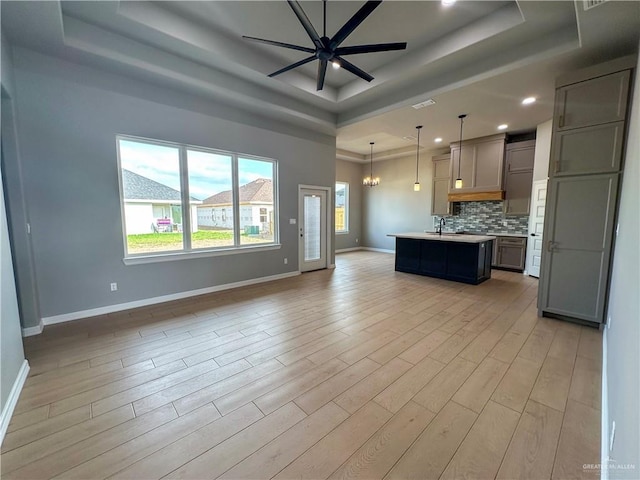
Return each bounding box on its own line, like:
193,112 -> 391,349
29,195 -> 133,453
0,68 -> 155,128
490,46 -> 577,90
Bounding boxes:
242,0 -> 407,91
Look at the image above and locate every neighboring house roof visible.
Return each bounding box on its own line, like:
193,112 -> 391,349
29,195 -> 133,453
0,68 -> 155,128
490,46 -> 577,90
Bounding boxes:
201,178 -> 273,206
122,169 -> 200,203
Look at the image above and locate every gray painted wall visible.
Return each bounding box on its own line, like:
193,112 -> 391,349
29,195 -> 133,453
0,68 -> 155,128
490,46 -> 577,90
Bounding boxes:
9,48 -> 335,326
362,151 -> 442,250
1,34 -> 27,417
2,39 -> 41,330
335,159 -> 362,251
604,51 -> 639,478
1,151 -> 26,412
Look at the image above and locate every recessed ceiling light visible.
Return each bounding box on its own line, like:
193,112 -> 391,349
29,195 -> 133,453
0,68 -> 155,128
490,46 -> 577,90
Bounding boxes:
434,137 -> 443,143
498,124 -> 508,130
442,0 -> 456,6
522,96 -> 536,105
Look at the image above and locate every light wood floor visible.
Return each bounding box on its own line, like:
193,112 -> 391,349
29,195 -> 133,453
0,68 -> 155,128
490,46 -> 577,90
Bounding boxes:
3,251 -> 602,480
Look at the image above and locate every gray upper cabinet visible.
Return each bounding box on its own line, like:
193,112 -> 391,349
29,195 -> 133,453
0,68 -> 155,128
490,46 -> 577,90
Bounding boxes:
450,134 -> 505,192
552,122 -> 626,175
554,69 -> 631,130
503,140 -> 535,215
539,56 -> 635,326
431,154 -> 450,216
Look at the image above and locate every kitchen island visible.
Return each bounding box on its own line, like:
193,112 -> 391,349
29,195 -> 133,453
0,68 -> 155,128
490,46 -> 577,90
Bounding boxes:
389,232 -> 496,285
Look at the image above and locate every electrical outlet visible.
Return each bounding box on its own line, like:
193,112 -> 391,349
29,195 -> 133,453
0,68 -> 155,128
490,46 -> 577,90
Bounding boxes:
284,258 -> 288,265
356,238 -> 359,243
110,282 -> 118,292
289,218 -> 296,225
607,315 -> 612,329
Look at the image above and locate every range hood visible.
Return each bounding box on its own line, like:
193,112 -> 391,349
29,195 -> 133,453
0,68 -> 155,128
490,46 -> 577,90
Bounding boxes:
447,191 -> 505,202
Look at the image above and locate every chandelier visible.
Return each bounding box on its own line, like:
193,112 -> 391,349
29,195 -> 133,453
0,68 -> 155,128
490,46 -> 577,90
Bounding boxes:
363,141 -> 380,187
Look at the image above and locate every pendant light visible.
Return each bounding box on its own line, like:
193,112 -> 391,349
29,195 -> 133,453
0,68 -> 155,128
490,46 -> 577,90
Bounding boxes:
455,114 -> 466,189
414,125 -> 423,191
363,142 -> 380,187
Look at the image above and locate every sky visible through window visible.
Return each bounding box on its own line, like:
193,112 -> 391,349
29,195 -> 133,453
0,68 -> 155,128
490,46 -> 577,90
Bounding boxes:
119,140 -> 273,201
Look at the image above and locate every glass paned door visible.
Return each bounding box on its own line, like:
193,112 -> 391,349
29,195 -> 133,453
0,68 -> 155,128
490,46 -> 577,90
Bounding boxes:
299,188 -> 327,272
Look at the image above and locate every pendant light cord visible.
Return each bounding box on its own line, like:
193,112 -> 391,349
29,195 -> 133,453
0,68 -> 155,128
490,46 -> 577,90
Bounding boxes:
457,114 -> 466,179
415,126 -> 422,181
370,142 -> 374,178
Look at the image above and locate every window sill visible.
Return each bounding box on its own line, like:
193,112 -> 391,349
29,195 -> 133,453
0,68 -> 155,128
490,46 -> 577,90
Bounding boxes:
123,243 -> 281,265
336,231 -> 350,235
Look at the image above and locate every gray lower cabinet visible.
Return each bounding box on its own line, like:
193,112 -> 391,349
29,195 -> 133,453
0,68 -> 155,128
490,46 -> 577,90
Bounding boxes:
492,236 -> 527,271
540,174 -> 619,323
539,56 -> 634,326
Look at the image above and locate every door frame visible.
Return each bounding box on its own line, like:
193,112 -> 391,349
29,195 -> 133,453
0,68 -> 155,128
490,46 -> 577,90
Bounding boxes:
525,179 -> 547,278
298,184 -> 333,272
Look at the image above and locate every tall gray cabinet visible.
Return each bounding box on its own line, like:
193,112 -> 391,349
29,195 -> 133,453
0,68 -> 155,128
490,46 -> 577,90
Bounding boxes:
539,56 -> 635,326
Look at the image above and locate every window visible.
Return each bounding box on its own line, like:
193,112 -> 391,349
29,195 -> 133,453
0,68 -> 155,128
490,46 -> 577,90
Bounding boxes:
117,136 -> 278,260
335,182 -> 349,233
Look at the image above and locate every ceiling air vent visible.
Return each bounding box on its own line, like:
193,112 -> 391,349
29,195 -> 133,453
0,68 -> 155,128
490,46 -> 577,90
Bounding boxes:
412,99 -> 436,109
584,0 -> 607,10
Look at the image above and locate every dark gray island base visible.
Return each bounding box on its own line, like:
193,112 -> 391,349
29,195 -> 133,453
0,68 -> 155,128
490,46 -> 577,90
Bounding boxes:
390,233 -> 496,285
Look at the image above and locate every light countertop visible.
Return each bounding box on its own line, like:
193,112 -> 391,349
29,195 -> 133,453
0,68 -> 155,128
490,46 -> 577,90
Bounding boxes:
388,232 -> 496,244
428,231 -> 527,238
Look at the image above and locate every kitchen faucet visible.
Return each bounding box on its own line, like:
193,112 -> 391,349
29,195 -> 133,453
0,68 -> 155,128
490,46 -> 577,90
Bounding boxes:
437,217 -> 446,235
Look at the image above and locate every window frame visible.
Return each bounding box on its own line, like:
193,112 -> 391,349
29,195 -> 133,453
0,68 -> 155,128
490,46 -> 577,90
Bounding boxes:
335,181 -> 349,234
116,135 -> 280,265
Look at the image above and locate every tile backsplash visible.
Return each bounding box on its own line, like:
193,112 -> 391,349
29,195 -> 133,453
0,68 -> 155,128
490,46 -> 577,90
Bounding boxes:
433,201 -> 529,234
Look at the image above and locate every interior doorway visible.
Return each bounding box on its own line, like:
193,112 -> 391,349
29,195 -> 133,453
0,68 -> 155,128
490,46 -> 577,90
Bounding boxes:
526,179 -> 547,278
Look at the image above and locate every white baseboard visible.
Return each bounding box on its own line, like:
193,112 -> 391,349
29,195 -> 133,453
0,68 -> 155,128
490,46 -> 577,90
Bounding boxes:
336,247 -> 362,253
361,247 -> 395,254
0,360 -> 30,444
22,322 -> 44,337
27,271 -> 300,336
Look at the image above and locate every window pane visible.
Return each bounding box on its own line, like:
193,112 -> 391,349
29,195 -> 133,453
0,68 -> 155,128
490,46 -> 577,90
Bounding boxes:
238,158 -> 275,245
188,150 -> 235,249
119,139 -> 183,254
304,195 -> 321,261
335,182 -> 348,232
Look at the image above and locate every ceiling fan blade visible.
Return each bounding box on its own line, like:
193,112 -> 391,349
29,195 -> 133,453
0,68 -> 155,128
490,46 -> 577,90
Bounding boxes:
317,59 -> 328,91
334,56 -> 374,82
268,55 -> 316,77
242,36 -> 315,54
287,1 -> 324,50
335,42 -> 407,56
330,0 -> 382,50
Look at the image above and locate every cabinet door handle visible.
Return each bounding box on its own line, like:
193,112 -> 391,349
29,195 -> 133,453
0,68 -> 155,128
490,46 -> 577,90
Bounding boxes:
558,114 -> 564,128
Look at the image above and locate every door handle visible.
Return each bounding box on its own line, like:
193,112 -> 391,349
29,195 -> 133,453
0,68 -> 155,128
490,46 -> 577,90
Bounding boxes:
530,233 -> 537,237
547,241 -> 558,252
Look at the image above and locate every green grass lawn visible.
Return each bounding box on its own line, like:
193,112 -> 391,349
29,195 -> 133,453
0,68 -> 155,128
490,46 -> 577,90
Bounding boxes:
127,230 -> 272,253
